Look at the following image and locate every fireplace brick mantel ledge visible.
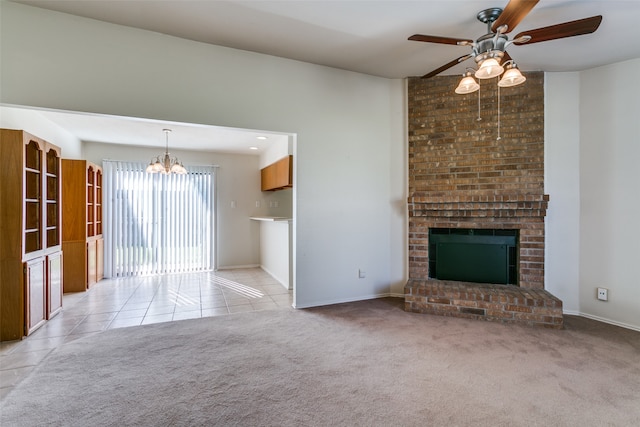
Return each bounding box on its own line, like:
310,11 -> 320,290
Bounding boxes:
408,194 -> 549,219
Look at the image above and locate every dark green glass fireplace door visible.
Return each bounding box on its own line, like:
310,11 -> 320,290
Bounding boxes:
429,230 -> 518,285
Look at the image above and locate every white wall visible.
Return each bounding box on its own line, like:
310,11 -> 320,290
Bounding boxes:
257,220 -> 292,289
544,73 -> 581,312
0,106 -> 83,158
578,58 -> 640,330
259,138 -> 290,169
0,2 -> 406,308
545,60 -> 640,330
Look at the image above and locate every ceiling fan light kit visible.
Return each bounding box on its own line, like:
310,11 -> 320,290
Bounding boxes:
455,70 -> 481,94
498,61 -> 526,87
409,0 -> 601,137
474,55 -> 504,79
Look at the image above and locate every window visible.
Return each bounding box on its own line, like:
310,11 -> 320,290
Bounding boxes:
103,161 -> 215,277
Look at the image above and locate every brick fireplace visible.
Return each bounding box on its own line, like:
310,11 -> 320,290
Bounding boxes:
404,72 -> 563,328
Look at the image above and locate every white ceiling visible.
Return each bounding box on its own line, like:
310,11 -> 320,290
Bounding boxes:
8,0 -> 640,152
20,107 -> 290,155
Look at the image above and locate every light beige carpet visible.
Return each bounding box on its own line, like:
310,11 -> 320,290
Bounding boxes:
1,298 -> 639,426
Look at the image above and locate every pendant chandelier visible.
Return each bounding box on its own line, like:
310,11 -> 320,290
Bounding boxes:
146,129 -> 187,175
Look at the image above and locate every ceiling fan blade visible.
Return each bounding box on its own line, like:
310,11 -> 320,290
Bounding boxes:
491,0 -> 539,34
421,54 -> 473,79
409,34 -> 473,45
513,15 -> 602,45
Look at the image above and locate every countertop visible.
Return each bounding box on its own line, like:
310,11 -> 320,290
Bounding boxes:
250,216 -> 292,222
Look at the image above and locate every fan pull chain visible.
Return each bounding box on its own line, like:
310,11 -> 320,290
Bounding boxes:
496,83 -> 501,141
477,83 -> 482,121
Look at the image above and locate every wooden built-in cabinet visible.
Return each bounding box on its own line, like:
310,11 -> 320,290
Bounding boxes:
62,160 -> 104,292
261,155 -> 293,191
24,257 -> 46,335
96,238 -> 104,283
0,129 -> 63,341
47,251 -> 63,318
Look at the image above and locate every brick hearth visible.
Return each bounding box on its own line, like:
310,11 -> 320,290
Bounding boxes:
405,280 -> 563,328
405,72 -> 563,328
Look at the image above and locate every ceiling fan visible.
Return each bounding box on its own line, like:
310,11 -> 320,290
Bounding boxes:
409,0 -> 602,80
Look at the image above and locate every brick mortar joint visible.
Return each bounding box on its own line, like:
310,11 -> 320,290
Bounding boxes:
408,194 -> 549,201
408,201 -> 549,209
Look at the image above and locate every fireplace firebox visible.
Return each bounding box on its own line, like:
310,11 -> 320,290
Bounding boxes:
429,228 -> 518,285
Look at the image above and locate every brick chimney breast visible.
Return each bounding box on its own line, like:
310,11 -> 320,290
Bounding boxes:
405,72 -> 562,328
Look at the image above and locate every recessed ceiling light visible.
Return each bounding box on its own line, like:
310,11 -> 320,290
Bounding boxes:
249,146 -> 259,150
256,136 -> 268,140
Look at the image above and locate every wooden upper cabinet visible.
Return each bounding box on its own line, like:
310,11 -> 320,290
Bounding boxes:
87,165 -> 95,237
261,155 -> 293,191
62,160 -> 103,241
95,169 -> 103,236
0,130 -> 61,258
45,145 -> 61,249
261,164 -> 276,191
24,139 -> 43,255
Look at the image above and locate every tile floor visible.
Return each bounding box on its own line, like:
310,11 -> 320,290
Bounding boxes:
0,268 -> 293,401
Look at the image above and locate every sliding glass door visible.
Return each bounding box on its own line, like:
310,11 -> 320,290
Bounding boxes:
103,161 -> 215,277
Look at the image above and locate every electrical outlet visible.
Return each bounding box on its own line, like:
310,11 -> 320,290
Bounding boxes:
597,287 -> 608,301
358,269 -> 366,279
255,201 -> 260,208
231,200 -> 237,208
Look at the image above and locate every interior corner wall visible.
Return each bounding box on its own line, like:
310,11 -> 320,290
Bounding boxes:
388,78 -> 409,296
544,72 -> 581,312
0,2 -> 406,308
578,58 -> 640,330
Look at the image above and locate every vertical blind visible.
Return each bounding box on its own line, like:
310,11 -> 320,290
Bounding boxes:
103,161 -> 215,277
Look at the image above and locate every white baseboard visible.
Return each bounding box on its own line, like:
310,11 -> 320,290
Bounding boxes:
571,312 -> 640,332
293,292 -> 395,309
216,264 -> 260,270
